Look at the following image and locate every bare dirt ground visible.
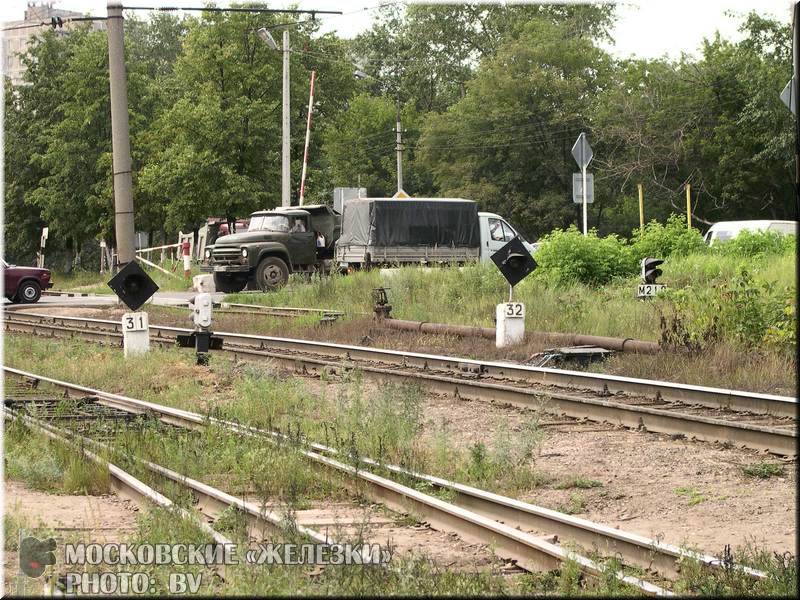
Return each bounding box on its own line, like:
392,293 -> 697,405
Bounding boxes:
420,392 -> 796,556
4,480 -> 140,540
248,501 -> 509,573
3,479 -> 140,595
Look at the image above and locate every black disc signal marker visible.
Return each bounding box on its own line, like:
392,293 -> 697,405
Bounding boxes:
19,536 -> 56,578
490,236 -> 537,288
107,261 -> 159,311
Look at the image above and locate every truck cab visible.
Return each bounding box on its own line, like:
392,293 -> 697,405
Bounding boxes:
209,205 -> 340,292
478,212 -> 537,261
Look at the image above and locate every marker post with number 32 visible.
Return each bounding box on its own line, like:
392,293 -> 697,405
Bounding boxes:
496,302 -> 525,348
489,237 -> 536,349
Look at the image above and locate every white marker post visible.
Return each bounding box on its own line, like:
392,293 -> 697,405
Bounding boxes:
122,311 -> 150,357
496,301 -> 525,348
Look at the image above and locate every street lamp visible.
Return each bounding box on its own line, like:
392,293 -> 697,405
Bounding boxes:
257,27 -> 278,51
258,27 -> 291,207
354,69 -> 405,195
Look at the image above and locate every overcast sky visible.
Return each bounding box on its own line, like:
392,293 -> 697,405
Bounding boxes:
1,0 -> 794,60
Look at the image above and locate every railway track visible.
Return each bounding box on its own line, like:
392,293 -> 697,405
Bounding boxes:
4,407 -> 375,583
4,367 -> 770,592
4,311 -> 797,456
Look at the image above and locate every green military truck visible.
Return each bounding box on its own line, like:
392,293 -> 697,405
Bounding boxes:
206,205 -> 340,292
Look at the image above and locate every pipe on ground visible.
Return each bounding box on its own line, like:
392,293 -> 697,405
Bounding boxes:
380,318 -> 660,354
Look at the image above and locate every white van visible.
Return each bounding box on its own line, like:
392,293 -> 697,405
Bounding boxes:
703,220 -> 797,245
478,212 -> 538,262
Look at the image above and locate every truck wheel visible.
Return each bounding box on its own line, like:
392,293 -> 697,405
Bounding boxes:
213,273 -> 247,293
17,281 -> 41,304
255,256 -> 289,291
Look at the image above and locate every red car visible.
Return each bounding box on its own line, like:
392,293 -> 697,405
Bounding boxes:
2,259 -> 53,303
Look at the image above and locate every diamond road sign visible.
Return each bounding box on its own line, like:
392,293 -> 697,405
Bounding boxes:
572,173 -> 594,203
781,78 -> 796,115
571,132 -> 593,170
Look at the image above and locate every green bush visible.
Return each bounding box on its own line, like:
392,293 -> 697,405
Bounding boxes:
657,267 -> 796,354
532,226 -> 637,285
713,229 -> 796,258
631,214 -> 708,260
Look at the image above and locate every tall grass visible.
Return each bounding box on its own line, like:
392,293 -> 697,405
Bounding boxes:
5,336 -> 548,495
226,248 -> 795,346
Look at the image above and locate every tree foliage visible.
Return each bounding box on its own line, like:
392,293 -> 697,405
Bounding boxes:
3,5 -> 793,265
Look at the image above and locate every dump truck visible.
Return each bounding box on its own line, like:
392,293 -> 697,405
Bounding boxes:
208,197 -> 535,292
207,204 -> 340,292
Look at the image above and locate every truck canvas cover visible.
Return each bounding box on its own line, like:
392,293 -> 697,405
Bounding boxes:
338,198 -> 480,248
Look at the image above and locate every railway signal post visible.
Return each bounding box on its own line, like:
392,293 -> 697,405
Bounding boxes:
490,237 -> 537,348
107,261 -> 159,357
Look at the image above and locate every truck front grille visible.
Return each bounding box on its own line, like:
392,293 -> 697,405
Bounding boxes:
212,247 -> 242,266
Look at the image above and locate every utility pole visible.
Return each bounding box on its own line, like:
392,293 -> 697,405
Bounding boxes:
394,100 -> 404,193
107,1 -> 135,265
281,29 -> 291,207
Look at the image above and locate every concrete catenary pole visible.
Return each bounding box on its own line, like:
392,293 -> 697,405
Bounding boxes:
281,30 -> 291,207
107,2 -> 136,265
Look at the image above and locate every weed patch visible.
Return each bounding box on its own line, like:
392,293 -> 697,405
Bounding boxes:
675,486 -> 707,506
741,461 -> 785,479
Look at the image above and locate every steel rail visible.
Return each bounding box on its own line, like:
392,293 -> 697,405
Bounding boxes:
4,369 -> 670,594
4,367 -> 763,586
8,408 -> 346,552
5,315 -> 796,456
5,311 -> 795,417
5,408 -> 232,547
229,422 -> 766,583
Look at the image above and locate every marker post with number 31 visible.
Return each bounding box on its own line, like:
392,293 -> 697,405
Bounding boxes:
122,311 -> 149,357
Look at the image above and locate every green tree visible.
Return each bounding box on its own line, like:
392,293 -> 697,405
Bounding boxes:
591,13 -> 793,234
139,10 -> 356,230
4,30 -> 71,264
352,2 -> 615,113
417,17 -> 613,239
